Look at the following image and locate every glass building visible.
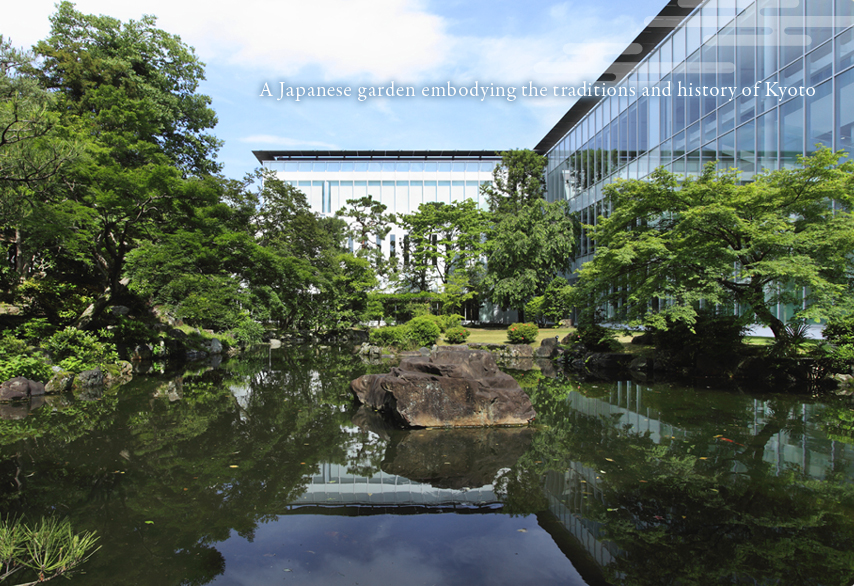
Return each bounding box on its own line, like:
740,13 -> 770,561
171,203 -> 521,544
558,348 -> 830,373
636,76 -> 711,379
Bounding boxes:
253,150 -> 501,258
254,150 -> 516,321
538,0 -> 854,279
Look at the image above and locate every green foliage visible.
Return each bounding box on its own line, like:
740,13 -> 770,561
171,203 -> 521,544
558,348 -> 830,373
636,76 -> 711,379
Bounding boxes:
439,314 -> 464,332
573,324 -> 622,352
571,149 -> 854,341
820,315 -> 854,372
507,322 -> 538,344
43,327 -> 118,367
397,200 -> 488,296
0,332 -> 51,382
14,318 -> 55,344
406,316 -> 441,348
525,296 -> 545,325
541,277 -> 573,324
109,316 -> 158,346
230,318 -> 264,347
650,312 -> 748,362
483,152 -> 577,318
481,149 -> 547,216
0,516 -> 99,584
824,315 -> 854,346
335,195 -> 395,275
368,315 -> 443,350
368,325 -> 412,350
0,355 -> 52,383
15,278 -> 92,324
367,292 -> 445,325
443,326 -> 470,344
0,334 -> 28,358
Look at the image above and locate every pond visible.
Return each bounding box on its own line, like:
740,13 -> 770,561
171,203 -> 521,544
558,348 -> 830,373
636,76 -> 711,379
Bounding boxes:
1,346 -> 854,586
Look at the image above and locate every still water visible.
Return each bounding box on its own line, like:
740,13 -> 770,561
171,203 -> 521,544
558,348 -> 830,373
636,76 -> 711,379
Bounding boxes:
1,346 -> 853,585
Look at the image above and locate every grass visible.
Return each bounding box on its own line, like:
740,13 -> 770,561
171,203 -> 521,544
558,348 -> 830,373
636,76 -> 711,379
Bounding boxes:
438,325 -> 575,346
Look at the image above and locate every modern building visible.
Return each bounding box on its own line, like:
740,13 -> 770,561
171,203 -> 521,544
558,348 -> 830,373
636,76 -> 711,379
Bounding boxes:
253,150 -> 500,258
253,150 -> 516,321
255,0 -> 851,325
537,0 -> 853,269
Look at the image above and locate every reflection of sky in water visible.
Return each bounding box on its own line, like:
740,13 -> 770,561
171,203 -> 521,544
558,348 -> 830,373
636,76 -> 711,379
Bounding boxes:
211,513 -> 587,586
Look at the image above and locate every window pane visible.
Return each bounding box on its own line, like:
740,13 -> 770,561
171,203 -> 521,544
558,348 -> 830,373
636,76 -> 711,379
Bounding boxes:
780,96 -> 804,167
837,68 -> 854,154
806,42 -> 833,85
757,108 -> 778,171
806,79 -> 832,152
736,119 -> 756,179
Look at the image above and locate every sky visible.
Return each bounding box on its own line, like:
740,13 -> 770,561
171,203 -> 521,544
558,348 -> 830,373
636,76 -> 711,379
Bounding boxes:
3,0 -> 668,179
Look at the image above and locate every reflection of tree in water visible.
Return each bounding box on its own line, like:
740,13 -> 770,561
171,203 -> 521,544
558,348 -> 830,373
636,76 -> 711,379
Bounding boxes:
526,377 -> 854,586
0,347 -> 373,586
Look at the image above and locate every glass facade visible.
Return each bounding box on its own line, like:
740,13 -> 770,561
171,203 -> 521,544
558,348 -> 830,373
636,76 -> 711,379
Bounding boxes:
256,150 -> 499,264
543,0 -> 854,282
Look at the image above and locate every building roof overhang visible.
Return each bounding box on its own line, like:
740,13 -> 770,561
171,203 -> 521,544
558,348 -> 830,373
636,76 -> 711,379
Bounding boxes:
253,150 -> 505,164
534,0 -> 702,155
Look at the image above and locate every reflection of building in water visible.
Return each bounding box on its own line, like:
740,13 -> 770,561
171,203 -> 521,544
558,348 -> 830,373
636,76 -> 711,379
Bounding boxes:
291,462 -> 499,506
567,381 -> 854,479
539,382 -> 854,573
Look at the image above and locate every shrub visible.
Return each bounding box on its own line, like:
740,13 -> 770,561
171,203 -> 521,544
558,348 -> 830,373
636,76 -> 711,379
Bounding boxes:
525,296 -> 545,326
369,325 -> 412,349
821,315 -> 854,372
230,318 -> 265,346
438,313 -> 464,332
16,318 -> 56,344
444,326 -> 470,344
651,313 -> 748,359
43,327 -> 119,367
575,324 -> 622,352
0,355 -> 52,382
0,333 -> 28,358
507,322 -> 539,344
407,316 -> 441,348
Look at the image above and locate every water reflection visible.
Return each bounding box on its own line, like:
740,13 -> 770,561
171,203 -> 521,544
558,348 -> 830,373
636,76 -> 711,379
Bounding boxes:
0,348 -> 853,585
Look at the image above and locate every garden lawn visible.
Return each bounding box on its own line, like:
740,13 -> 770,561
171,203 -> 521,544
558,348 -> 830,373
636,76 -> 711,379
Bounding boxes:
439,326 -> 575,347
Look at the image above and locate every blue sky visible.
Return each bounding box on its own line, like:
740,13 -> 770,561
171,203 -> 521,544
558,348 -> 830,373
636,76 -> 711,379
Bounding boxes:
6,0 -> 667,179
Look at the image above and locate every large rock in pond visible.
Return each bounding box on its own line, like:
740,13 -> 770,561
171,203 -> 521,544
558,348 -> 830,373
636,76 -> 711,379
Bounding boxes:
0,377 -> 45,402
350,346 -> 536,427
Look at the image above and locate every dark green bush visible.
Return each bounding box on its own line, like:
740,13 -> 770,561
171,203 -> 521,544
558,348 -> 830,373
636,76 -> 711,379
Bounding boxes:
651,313 -> 748,359
575,324 -> 622,352
43,327 -> 119,367
821,315 -> 854,372
507,322 -> 538,344
444,326 -> 470,344
369,325 -> 412,349
407,316 -> 441,348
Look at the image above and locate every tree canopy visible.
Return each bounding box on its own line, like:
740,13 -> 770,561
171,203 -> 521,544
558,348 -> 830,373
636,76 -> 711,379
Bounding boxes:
482,150 -> 577,319
571,148 -> 854,339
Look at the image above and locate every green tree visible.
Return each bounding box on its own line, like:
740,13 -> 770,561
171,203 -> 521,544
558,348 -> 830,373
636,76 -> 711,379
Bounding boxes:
480,149 -> 547,216
335,195 -> 396,275
398,200 -> 488,299
28,2 -> 221,300
0,37 -> 78,283
571,149 -> 854,339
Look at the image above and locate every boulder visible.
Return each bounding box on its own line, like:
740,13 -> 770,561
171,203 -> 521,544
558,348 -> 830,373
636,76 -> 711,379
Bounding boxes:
350,346 -> 536,428
535,336 -> 560,358
0,377 -> 45,402
45,371 -> 75,393
75,369 -> 104,388
207,338 -> 223,354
